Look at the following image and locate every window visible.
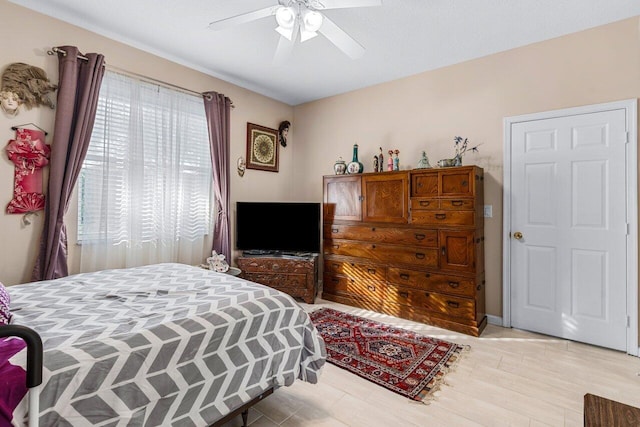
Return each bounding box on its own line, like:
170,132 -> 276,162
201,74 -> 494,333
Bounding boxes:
78,71 -> 212,252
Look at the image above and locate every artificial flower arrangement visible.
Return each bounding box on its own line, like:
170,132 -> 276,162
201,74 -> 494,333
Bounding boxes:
438,136 -> 481,167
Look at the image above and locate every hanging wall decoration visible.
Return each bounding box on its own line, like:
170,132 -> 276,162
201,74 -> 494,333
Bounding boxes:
0,62 -> 57,116
246,122 -> 279,172
278,120 -> 291,147
5,126 -> 50,216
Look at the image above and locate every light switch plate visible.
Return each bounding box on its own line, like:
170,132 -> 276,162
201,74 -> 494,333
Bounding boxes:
484,205 -> 493,218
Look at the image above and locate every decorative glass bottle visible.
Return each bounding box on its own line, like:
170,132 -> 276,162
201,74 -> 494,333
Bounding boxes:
347,143 -> 363,174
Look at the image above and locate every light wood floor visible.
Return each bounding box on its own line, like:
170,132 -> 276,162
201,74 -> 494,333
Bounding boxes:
221,298 -> 640,427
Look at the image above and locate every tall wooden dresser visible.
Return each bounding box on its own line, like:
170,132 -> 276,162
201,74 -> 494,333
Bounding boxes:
322,166 -> 486,336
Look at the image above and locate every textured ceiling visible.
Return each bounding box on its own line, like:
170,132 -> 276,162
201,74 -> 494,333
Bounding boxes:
8,0 -> 640,105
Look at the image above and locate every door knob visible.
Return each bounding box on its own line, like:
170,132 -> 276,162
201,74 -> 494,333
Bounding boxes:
513,231 -> 523,240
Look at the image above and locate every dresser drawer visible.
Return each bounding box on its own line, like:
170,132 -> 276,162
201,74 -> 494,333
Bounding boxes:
389,286 -> 476,320
411,172 -> 438,197
411,198 -> 475,212
237,258 -> 313,274
440,199 -> 475,210
387,267 -> 476,298
323,273 -> 387,299
241,272 -> 307,289
324,258 -> 386,282
324,239 -> 438,268
410,197 -> 439,210
410,210 -> 476,227
440,169 -> 475,197
324,224 -> 437,248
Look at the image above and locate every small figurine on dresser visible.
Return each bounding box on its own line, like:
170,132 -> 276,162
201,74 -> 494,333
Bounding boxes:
207,250 -> 229,273
377,147 -> 384,172
393,149 -> 400,171
417,151 -> 431,169
373,155 -> 379,172
387,150 -> 394,171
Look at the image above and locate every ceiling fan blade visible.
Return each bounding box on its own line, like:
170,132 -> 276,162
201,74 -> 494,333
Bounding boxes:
315,0 -> 382,10
318,16 -> 365,59
208,6 -> 278,31
273,21 -> 300,65
273,36 -> 295,65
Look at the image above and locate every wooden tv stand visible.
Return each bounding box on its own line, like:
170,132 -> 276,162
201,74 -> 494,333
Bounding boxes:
237,254 -> 318,304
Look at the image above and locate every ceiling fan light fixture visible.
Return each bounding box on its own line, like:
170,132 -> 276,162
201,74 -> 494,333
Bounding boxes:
275,6 -> 296,29
299,29 -> 318,42
275,25 -> 294,40
302,10 -> 323,32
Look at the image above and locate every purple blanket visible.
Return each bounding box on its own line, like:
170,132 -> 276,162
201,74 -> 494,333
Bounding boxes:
0,338 -> 26,427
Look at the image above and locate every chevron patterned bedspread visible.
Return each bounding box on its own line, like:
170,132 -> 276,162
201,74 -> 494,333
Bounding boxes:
4,263 -> 326,426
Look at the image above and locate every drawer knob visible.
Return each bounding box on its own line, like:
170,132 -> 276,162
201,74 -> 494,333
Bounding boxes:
452,200 -> 463,206
419,201 -> 430,207
441,246 -> 446,256
447,301 -> 460,308
400,273 -> 409,280
333,245 -> 340,249
368,268 -> 376,274
424,273 -> 431,278
372,245 -> 376,249
435,213 -> 446,220
448,281 -> 460,288
332,228 -> 339,233
367,285 -> 376,292
414,233 -> 425,241
371,227 -> 376,232
415,253 -> 425,259
398,291 -> 409,298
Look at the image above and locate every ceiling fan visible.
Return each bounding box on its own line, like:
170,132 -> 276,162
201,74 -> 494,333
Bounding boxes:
208,0 -> 383,63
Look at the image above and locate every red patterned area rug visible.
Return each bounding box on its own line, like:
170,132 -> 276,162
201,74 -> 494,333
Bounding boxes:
309,307 -> 468,403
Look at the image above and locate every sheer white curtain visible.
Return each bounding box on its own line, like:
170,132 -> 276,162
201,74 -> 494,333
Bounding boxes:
78,71 -> 213,272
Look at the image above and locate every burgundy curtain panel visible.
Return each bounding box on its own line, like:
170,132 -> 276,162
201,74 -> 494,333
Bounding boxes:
203,91 -> 232,261
32,46 -> 105,281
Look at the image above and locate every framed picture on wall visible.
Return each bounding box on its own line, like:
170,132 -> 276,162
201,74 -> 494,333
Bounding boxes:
246,123 -> 279,172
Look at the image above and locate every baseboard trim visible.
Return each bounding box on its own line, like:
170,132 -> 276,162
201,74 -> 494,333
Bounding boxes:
486,314 -> 502,326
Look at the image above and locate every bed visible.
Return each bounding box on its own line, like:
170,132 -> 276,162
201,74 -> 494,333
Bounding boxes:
0,263 -> 326,426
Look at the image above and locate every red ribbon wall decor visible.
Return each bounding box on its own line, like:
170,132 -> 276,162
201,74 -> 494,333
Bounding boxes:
5,127 -> 50,214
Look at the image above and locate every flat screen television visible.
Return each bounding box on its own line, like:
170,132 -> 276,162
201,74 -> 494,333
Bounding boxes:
235,201 -> 321,255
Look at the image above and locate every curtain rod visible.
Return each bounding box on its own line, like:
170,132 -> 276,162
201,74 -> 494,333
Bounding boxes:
47,47 -> 234,107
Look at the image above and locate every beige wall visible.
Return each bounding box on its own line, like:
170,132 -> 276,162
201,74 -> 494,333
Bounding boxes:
1,0 -> 638,322
0,0 -> 294,285
291,17 -> 640,318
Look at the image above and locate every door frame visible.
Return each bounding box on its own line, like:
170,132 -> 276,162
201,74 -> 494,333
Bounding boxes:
502,99 -> 638,355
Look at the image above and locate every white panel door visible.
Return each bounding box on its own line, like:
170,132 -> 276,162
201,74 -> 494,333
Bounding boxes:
510,108 -> 628,351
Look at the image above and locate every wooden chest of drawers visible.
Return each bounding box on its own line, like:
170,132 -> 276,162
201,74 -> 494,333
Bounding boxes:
322,166 -> 486,336
237,255 -> 318,304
